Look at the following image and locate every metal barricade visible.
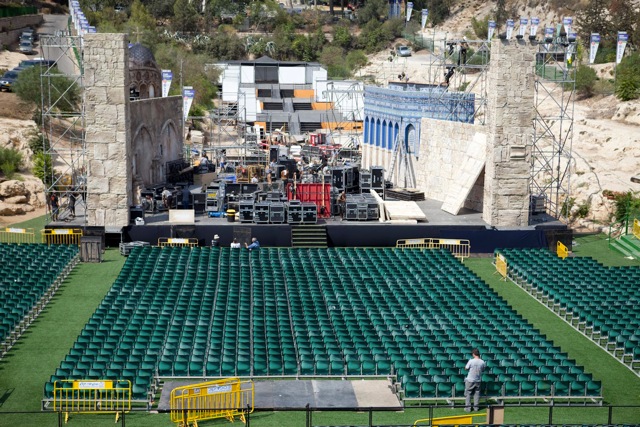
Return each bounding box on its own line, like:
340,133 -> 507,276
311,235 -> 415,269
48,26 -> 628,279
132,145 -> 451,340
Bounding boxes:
0,227 -> 36,244
158,237 -> 199,247
557,241 -> 569,259
396,238 -> 471,260
53,379 -> 131,424
495,252 -> 508,280
170,378 -> 254,427
414,412 -> 486,426
42,228 -> 83,246
634,218 -> 640,240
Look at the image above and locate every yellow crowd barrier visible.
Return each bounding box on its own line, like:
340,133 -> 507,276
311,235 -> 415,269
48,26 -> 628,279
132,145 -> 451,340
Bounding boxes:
42,228 -> 83,246
0,227 -> 36,244
396,238 -> 470,260
414,412 -> 486,426
170,378 -> 254,427
556,241 -> 569,259
158,237 -> 199,247
53,379 -> 131,424
495,252 -> 508,280
633,218 -> 640,240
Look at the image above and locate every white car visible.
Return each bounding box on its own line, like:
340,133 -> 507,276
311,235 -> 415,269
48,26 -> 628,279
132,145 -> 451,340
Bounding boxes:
396,45 -> 412,57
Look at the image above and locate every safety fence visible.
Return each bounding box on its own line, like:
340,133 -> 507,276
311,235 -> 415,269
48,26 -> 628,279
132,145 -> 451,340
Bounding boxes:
495,252 -> 507,280
53,379 -> 131,424
0,227 -> 36,244
556,241 -> 569,259
158,237 -> 199,247
5,404 -> 640,427
396,238 -> 470,260
170,378 -> 254,426
42,228 -> 83,246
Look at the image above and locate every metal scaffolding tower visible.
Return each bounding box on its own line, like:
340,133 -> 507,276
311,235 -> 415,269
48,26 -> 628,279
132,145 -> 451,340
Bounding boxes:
530,36 -> 576,221
39,33 -> 86,224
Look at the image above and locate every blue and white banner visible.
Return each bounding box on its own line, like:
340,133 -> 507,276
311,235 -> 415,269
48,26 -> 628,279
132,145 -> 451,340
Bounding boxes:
589,33 -> 600,64
530,17 -> 539,37
544,26 -> 554,49
488,21 -> 496,40
421,9 -> 428,31
506,19 -> 514,40
518,18 -> 528,37
562,17 -> 573,35
406,2 -> 413,22
616,31 -> 628,64
182,86 -> 195,121
162,70 -> 173,98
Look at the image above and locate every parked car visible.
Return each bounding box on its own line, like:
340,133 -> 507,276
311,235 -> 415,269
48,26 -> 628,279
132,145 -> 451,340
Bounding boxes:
19,58 -> 55,69
19,41 -> 34,54
0,69 -> 23,92
396,45 -> 412,57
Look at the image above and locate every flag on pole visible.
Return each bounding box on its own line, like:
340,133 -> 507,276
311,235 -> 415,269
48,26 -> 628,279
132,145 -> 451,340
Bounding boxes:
530,18 -> 539,37
421,9 -> 428,31
506,19 -> 514,40
616,31 -> 628,64
488,21 -> 496,40
562,17 -> 573,35
182,86 -> 195,121
162,70 -> 173,98
406,2 -> 413,22
589,33 -> 600,64
518,18 -> 528,37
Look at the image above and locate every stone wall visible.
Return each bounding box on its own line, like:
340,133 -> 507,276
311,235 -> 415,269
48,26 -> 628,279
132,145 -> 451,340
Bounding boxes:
415,120 -> 486,211
0,15 -> 43,48
482,40 -> 536,227
84,33 -> 131,227
129,96 -> 183,201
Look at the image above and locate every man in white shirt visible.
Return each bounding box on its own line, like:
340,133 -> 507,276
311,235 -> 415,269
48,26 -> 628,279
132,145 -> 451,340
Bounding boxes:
464,348 -> 486,412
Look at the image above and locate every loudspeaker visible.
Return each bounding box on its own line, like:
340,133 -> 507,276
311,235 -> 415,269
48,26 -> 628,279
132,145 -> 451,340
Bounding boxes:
331,168 -> 344,190
173,225 -> 196,239
371,166 -> 384,189
269,202 -> 286,223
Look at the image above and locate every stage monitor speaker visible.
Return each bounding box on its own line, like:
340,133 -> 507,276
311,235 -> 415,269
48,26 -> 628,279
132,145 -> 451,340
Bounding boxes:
269,203 -> 286,224
254,203 -> 270,224
129,207 -> 144,225
331,168 -> 344,190
269,147 -> 279,163
371,166 -> 384,189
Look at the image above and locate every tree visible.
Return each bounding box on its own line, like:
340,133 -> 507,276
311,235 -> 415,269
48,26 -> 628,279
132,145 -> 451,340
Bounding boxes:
333,23 -> 353,49
609,0 -> 638,47
428,0 -> 451,26
141,0 -> 174,18
576,0 -> 612,45
615,52 -> 640,101
494,0 -> 507,29
356,0 -> 386,25
129,0 -> 156,31
13,67 -> 80,114
471,15 -> 489,39
574,65 -> 597,97
32,152 -> 53,186
172,0 -> 199,33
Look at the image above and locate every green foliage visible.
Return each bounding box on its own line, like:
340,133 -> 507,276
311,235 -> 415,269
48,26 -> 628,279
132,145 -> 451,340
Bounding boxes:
32,152 -> 53,186
13,67 -> 80,113
27,129 -> 50,155
494,0 -> 507,26
428,0 -> 451,26
153,44 -> 218,108
141,0 -> 174,18
613,191 -> 640,222
575,200 -> 591,219
615,53 -> 640,101
345,50 -> 368,73
471,15 -> 489,39
128,0 -> 155,30
356,18 -> 403,53
332,23 -> 353,50
192,30 -> 246,60
574,65 -> 597,97
355,0 -> 386,25
576,0 -> 611,45
172,0 -> 199,33
0,147 -> 22,178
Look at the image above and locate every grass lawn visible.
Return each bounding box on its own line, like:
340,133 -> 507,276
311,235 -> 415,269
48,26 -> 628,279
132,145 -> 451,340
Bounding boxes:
0,228 -> 639,425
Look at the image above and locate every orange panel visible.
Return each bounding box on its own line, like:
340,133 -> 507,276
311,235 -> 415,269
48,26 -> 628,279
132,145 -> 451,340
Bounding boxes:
321,122 -> 363,131
294,89 -> 315,98
312,102 -> 333,110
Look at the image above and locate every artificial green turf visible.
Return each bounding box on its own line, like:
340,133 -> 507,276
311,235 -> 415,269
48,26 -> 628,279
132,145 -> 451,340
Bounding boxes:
1,230 -> 639,425
2,215 -> 49,243
572,233 -> 640,266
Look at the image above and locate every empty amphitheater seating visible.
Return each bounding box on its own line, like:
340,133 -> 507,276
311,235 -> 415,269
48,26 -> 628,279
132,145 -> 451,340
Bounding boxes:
0,243 -> 79,354
45,246 -> 602,402
497,248 -> 640,370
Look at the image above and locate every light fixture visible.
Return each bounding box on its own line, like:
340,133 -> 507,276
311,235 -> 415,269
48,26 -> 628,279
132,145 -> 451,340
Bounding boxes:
498,33 -> 507,40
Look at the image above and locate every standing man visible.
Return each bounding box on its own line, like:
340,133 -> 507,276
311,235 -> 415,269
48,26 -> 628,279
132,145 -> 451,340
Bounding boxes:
245,237 -> 260,251
464,348 -> 486,412
211,234 -> 220,247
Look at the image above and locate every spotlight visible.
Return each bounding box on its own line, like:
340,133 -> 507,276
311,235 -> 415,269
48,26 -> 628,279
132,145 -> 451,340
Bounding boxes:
567,35 -> 576,43
498,32 -> 507,40
516,34 -> 524,40
529,35 -> 536,41
544,37 -> 553,43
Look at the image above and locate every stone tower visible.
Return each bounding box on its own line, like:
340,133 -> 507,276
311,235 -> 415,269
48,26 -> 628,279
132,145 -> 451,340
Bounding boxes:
482,40 -> 537,227
84,33 -> 132,227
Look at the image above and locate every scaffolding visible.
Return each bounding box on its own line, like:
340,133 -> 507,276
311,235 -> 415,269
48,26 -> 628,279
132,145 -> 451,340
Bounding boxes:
530,34 -> 576,221
39,32 -> 86,225
322,80 -> 364,164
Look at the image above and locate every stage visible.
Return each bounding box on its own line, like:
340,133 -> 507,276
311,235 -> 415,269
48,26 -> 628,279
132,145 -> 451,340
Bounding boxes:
47,196 -> 569,254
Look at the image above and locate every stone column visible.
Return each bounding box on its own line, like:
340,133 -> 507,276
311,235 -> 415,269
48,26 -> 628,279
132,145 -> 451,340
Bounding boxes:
482,40 -> 536,227
84,33 -> 131,227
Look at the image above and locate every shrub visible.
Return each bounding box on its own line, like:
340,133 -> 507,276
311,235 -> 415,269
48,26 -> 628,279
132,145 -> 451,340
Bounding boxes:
615,53 -> 640,101
0,147 -> 23,179
613,191 -> 640,223
32,152 -> 53,186
575,65 -> 597,97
